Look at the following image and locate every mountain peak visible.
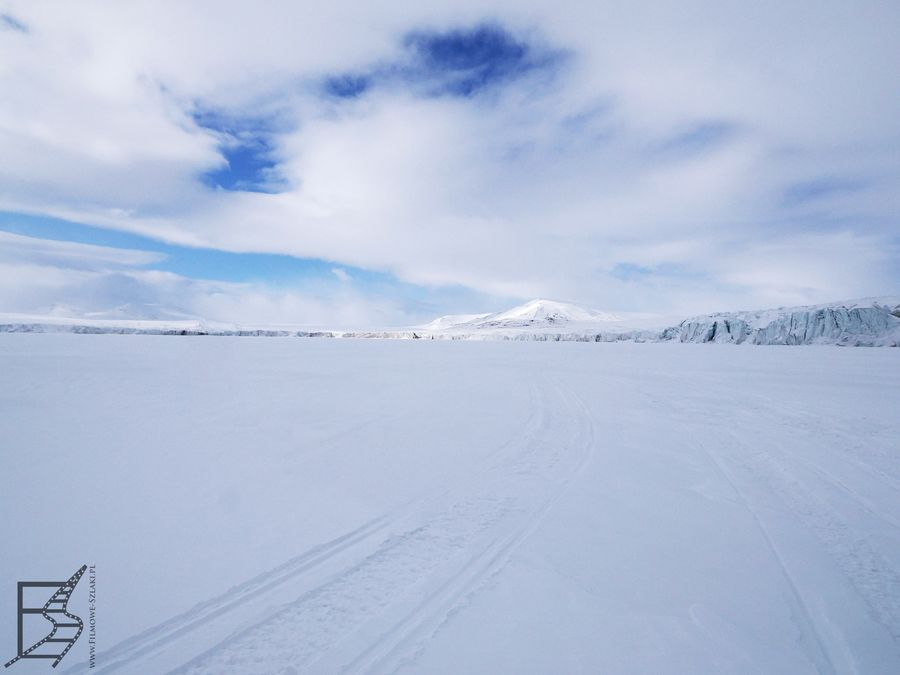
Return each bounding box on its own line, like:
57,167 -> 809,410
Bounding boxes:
488,299 -> 622,325
423,298 -> 625,331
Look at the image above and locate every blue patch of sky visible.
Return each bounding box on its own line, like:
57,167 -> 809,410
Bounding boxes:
0,211 -> 508,318
0,13 -> 28,32
191,107 -> 287,193
405,24 -> 538,96
322,22 -> 564,101
200,23 -> 561,193
0,211 -> 372,286
782,176 -> 866,207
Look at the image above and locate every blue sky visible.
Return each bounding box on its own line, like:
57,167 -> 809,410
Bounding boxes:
0,211 -> 501,324
0,211 -> 364,283
0,2 -> 898,325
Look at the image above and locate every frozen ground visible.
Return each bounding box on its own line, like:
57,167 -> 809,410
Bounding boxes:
1,335 -> 898,674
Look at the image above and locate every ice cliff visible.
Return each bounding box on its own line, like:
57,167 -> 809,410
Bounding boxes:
665,298 -> 900,346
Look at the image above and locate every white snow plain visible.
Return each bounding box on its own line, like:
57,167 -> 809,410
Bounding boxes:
1,335 -> 899,674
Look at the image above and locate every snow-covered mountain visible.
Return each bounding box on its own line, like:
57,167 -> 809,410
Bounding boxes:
467,299 -> 623,328
422,313 -> 491,330
423,299 -> 639,332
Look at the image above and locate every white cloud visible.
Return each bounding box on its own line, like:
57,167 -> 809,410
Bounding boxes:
0,231 -> 164,268
0,0 -> 898,317
0,232 -> 413,326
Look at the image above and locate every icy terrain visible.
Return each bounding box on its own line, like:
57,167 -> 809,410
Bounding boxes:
669,297 -> 900,347
422,298 -> 900,345
2,297 -> 898,345
1,335 -> 898,674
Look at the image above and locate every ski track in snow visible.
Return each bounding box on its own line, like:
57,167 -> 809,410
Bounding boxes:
82,377 -> 594,675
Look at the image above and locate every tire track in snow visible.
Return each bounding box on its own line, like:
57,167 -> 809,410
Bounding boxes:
170,379 -> 593,674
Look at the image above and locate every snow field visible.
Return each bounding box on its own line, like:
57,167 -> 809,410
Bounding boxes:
0,335 -> 897,673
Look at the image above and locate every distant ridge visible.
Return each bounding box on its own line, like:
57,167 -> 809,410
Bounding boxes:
1,297 -> 898,346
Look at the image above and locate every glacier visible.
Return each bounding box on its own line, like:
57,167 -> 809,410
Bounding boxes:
668,298 -> 900,346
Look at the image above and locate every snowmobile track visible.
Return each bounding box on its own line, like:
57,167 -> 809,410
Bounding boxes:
169,379 -> 594,674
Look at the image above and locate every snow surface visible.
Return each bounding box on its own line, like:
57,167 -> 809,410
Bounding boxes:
1,335 -> 899,673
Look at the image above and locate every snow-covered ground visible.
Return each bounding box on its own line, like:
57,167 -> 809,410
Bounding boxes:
1,335 -> 899,673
